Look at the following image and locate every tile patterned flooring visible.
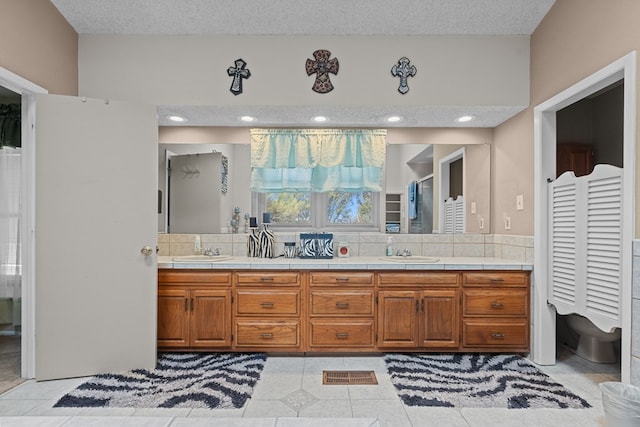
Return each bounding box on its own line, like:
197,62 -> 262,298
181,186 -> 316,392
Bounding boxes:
0,349 -> 620,426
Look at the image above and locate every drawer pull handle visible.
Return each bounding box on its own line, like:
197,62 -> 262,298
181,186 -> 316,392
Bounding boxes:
490,333 -> 505,339
336,332 -> 350,339
184,298 -> 189,311
336,277 -> 350,282
260,277 -> 274,281
489,277 -> 504,282
336,302 -> 350,309
260,302 -> 274,308
260,333 -> 274,338
490,301 -> 504,308
190,298 -> 194,312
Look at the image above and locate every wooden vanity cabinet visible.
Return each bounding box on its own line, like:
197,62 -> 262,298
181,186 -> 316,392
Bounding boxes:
157,270 -> 232,349
308,271 -> 375,350
233,271 -> 302,350
157,268 -> 530,353
377,272 -> 460,349
461,271 -> 530,351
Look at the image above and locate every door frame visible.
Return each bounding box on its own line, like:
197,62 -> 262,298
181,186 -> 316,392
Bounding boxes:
438,147 -> 465,233
533,51 -> 636,383
0,67 -> 47,379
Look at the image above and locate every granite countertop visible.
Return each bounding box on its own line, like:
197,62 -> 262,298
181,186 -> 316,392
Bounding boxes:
157,255 -> 532,271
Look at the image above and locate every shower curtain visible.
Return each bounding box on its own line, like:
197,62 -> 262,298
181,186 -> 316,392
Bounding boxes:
0,146 -> 21,333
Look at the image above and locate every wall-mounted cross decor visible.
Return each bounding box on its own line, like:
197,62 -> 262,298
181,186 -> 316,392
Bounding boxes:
391,57 -> 417,94
227,58 -> 251,95
305,49 -> 339,93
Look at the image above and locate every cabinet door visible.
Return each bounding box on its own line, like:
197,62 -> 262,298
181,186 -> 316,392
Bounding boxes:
157,288 -> 190,348
190,289 -> 232,347
419,290 -> 460,348
377,291 -> 418,348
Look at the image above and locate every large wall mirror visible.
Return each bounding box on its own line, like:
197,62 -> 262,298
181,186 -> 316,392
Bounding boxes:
158,129 -> 491,234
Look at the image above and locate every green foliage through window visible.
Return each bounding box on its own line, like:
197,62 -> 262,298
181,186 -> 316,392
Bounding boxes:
266,193 -> 311,224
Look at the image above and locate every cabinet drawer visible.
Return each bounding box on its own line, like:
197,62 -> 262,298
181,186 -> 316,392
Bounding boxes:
310,290 -> 374,316
463,290 -> 528,316
309,319 -> 374,347
234,320 -> 299,347
235,290 -> 300,315
159,270 -> 231,285
462,320 -> 528,347
463,272 -> 528,286
235,271 -> 300,286
378,272 -> 459,287
309,272 -> 374,286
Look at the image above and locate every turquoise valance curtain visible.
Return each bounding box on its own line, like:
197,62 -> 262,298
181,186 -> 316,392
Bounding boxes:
250,129 -> 387,193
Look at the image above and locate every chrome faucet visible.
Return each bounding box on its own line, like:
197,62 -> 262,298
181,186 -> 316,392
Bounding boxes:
396,248 -> 412,257
203,247 -> 220,256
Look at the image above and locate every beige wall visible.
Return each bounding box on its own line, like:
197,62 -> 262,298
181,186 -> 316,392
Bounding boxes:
493,0 -> 640,236
79,35 -> 528,110
0,0 -> 78,95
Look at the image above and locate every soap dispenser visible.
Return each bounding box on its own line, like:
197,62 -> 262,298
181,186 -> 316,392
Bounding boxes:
386,236 -> 393,256
194,235 -> 202,255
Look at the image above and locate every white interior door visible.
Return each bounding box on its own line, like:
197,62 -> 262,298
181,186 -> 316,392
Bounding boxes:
34,94 -> 158,380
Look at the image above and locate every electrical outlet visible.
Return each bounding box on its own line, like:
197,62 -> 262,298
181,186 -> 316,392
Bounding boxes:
471,202 -> 477,214
504,217 -> 511,230
516,194 -> 524,211
479,217 -> 484,229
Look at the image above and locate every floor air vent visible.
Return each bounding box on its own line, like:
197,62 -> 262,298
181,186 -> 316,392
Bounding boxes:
322,370 -> 378,385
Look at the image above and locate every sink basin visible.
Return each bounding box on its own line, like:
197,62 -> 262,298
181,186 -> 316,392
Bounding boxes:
172,255 -> 233,262
379,256 -> 440,263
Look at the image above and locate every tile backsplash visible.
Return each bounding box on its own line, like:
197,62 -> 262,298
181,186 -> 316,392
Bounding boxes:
158,232 -> 533,263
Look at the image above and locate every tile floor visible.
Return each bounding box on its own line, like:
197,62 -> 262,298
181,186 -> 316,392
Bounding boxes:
0,349 -> 620,427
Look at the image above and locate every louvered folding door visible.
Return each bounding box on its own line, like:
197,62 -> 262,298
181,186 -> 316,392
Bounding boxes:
549,164 -> 622,332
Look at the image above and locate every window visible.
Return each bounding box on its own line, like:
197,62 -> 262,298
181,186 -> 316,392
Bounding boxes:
326,191 -> 373,224
249,129 -> 385,230
253,190 -> 379,230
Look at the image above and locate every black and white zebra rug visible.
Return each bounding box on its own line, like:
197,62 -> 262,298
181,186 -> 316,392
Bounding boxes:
54,352 -> 266,409
384,353 -> 591,409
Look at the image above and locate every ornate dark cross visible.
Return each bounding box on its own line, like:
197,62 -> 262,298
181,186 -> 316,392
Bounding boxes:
227,58 -> 251,95
305,49 -> 339,93
391,57 -> 417,94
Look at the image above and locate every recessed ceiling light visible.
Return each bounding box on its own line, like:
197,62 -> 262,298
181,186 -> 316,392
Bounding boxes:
166,115 -> 188,123
455,115 -> 475,123
386,115 -> 403,123
240,115 -> 256,122
312,115 -> 328,122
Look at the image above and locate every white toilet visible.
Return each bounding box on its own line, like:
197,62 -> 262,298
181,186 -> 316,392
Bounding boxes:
566,314 -> 621,363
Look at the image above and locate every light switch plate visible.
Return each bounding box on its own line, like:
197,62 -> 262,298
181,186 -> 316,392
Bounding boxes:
516,194 -> 524,211
471,201 -> 477,214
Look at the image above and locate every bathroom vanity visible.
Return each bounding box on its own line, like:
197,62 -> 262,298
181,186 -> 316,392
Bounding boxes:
157,257 -> 531,354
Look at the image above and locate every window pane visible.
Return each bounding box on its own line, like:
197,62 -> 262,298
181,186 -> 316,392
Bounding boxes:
266,192 -> 311,224
327,192 -> 373,224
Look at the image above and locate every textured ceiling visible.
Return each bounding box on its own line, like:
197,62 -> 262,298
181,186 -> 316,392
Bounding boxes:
50,0 -> 556,128
51,0 -> 554,36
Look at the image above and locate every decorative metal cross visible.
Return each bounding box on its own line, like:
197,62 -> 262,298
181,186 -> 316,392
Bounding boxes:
305,49 -> 339,93
391,57 -> 417,94
227,58 -> 251,95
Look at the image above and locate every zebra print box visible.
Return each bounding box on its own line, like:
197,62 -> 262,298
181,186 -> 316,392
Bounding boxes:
299,233 -> 334,259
